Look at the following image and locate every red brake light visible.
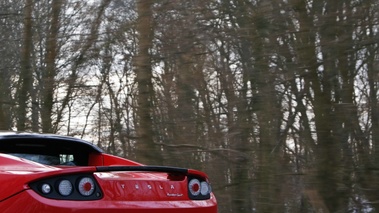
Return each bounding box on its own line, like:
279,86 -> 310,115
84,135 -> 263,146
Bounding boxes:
78,177 -> 95,196
188,177 -> 212,200
189,179 -> 201,196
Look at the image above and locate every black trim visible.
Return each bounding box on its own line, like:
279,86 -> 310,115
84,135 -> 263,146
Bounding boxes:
29,174 -> 103,201
0,131 -> 103,153
0,132 -> 103,166
187,176 -> 211,200
96,166 -> 188,174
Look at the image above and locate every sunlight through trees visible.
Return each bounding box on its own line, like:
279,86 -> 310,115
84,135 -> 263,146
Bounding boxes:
1,0 -> 379,212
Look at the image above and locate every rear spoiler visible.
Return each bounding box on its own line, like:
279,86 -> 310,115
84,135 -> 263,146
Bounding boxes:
96,166 -> 188,174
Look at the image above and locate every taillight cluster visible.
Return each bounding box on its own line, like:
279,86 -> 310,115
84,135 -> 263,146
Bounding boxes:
188,177 -> 212,200
29,174 -> 102,200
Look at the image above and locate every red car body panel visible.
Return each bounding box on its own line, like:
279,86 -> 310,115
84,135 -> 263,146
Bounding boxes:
2,190 -> 217,213
0,154 -> 96,201
0,132 -> 217,212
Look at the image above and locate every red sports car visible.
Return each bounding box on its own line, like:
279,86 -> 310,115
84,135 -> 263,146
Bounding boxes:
0,131 -> 217,212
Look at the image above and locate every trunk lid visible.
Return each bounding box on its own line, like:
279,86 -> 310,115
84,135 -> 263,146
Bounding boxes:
94,166 -> 189,201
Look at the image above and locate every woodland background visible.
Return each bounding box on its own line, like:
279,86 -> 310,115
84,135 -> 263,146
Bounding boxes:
1,0 -> 379,212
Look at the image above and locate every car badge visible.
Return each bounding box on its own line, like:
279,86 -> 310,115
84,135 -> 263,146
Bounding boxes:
167,193 -> 183,197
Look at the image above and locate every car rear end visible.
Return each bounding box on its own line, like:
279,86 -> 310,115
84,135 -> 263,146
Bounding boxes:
0,164 -> 217,213
0,133 -> 217,213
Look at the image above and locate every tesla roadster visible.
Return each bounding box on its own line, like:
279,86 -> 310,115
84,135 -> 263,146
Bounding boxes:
0,131 -> 217,212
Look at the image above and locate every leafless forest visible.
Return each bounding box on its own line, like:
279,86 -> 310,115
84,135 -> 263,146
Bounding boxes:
1,0 -> 379,212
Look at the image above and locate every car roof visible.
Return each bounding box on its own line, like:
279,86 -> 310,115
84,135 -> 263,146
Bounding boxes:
0,131 -> 103,154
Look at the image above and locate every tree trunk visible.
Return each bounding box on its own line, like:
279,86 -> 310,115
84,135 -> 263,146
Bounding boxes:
135,0 -> 160,164
42,0 -> 62,133
17,0 -> 34,131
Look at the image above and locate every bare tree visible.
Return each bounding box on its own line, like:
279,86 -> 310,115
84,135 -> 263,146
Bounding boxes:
41,0 -> 63,133
17,0 -> 34,131
134,0 -> 160,164
4,0 -> 379,212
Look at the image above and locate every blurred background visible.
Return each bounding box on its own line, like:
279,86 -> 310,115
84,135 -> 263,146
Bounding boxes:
1,0 -> 379,212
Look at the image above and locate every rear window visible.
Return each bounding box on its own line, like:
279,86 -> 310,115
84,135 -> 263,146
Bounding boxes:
0,136 -> 103,166
10,153 -> 77,166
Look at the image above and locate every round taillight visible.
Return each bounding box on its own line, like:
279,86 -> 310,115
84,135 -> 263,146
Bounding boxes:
58,180 -> 73,196
41,183 -> 51,194
200,181 -> 210,195
78,177 -> 95,196
189,179 -> 201,196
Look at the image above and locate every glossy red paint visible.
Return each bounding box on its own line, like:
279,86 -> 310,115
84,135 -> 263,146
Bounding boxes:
1,190 -> 217,213
0,132 -> 217,212
94,171 -> 188,201
0,154 -> 96,201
